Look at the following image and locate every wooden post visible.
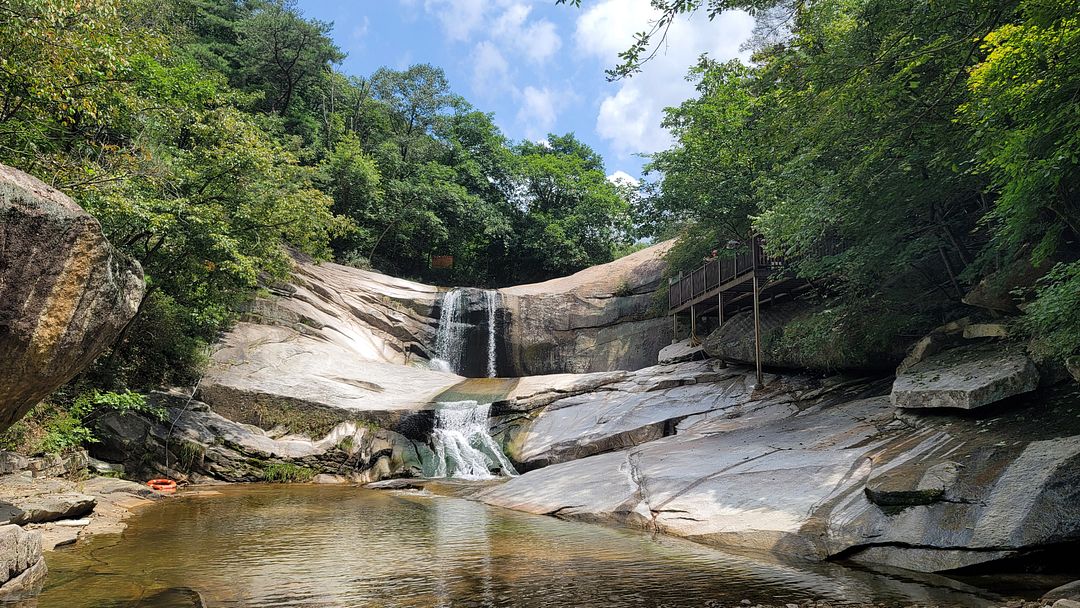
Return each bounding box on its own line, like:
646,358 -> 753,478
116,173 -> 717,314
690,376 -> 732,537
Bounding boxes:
672,313 -> 678,343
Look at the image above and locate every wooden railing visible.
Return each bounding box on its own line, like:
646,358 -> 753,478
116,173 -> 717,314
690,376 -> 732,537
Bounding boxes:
667,235 -> 785,311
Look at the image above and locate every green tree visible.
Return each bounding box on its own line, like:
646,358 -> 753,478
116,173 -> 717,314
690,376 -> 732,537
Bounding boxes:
233,0 -> 343,117
510,134 -> 633,281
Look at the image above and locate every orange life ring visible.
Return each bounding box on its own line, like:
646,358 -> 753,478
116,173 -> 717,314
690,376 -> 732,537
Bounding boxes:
147,478 -> 177,493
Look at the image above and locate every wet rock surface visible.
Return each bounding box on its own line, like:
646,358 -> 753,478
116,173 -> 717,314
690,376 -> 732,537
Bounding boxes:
0,163 -> 144,432
197,256 -> 462,435
1045,581 -> 1080,602
0,474 -> 161,552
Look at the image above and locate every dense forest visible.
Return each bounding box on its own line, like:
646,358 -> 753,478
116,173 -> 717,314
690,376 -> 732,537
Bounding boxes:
582,0 -> 1078,369
0,0 -> 635,388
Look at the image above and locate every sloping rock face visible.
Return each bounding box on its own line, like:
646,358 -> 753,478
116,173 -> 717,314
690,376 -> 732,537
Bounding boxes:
499,241 -> 674,376
196,242 -> 679,434
892,344 -> 1040,410
0,164 -> 144,431
478,360 -> 1080,574
197,257 -> 462,434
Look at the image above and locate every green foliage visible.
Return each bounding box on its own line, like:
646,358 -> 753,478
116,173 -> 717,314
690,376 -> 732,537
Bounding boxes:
262,461 -> 315,483
2,0 -> 639,394
38,411 -> 98,455
1021,262 -> 1080,360
0,391 -> 164,455
336,436 -> 356,454
595,0 -> 1079,365
509,134 -> 634,282
72,390 -> 165,422
961,0 -> 1080,265
176,440 -> 207,471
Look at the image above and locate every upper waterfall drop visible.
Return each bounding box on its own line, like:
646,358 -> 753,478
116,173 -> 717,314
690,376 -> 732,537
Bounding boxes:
429,287 -> 501,377
431,288 -> 466,374
485,289 -> 498,378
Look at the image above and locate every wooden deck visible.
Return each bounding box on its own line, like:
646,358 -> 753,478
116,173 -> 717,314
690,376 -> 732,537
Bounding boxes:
666,235 -> 835,385
667,236 -> 808,318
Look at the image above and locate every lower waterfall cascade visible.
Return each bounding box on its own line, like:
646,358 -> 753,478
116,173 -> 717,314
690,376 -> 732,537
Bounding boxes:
429,400 -> 518,479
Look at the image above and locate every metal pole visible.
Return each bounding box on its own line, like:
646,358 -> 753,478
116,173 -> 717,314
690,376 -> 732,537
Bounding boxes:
690,304 -> 696,341
716,291 -> 727,368
752,272 -> 763,387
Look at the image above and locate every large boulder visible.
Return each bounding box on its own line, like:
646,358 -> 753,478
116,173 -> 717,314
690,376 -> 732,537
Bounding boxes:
702,300 -> 908,372
962,254 -> 1052,314
499,241 -> 674,376
476,359 -> 1080,574
0,524 -> 45,598
0,164 -> 144,431
892,344 -> 1040,410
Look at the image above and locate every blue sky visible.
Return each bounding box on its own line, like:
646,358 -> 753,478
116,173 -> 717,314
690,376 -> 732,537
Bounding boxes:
295,0 -> 755,182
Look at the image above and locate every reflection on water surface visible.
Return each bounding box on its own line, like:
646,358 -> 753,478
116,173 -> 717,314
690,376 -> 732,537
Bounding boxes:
31,484 -> 999,607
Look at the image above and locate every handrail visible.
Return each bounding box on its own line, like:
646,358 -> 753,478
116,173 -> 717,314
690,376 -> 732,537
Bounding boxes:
667,235 -> 814,312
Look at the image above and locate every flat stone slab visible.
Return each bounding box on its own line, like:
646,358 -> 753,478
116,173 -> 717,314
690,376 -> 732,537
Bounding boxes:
365,478 -> 426,491
657,339 -> 704,365
891,345 -> 1038,410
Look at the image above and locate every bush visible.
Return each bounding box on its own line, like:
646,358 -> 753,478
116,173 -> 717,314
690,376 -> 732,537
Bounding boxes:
776,296 -> 931,371
263,462 -> 315,483
0,391 -> 166,456
1022,261 -> 1080,361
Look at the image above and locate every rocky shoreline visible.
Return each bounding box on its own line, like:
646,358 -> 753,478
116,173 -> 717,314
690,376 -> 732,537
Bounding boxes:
0,466 -> 164,599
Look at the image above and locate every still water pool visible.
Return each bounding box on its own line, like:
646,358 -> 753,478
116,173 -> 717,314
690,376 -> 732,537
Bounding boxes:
34,484 -> 1000,607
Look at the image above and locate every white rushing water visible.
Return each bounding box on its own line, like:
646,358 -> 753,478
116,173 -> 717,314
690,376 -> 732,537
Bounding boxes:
429,288 -> 500,377
430,400 -> 518,479
430,288 -> 466,374
485,289 -> 498,378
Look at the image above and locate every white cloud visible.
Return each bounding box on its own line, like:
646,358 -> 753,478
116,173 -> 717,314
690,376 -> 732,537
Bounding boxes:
516,86 -> 558,140
492,4 -> 562,63
472,41 -> 511,94
350,16 -> 370,43
607,170 -> 640,186
576,0 -> 754,157
421,0 -> 490,42
405,0 -> 570,144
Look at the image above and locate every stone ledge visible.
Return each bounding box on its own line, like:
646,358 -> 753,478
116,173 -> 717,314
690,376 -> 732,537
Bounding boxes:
891,345 -> 1039,410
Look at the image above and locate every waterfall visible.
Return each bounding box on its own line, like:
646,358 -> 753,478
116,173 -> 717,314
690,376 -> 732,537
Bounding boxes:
429,400 -> 518,479
431,288 -> 466,374
429,288 -> 500,377
485,290 -> 498,378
